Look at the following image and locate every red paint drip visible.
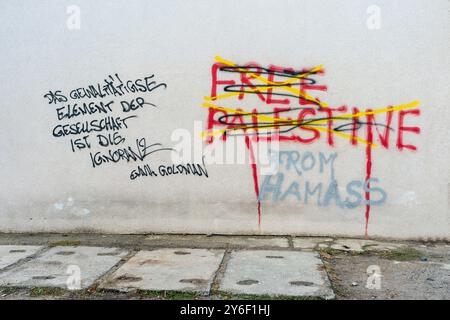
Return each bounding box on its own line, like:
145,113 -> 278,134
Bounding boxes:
364,144 -> 372,237
364,119 -> 373,237
245,136 -> 261,227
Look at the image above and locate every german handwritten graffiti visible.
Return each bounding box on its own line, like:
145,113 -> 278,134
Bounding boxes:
44,73 -> 208,180
130,157 -> 209,180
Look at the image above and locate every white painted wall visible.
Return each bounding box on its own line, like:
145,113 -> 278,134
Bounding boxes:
0,0 -> 449,239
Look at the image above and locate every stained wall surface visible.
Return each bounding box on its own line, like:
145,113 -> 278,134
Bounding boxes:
0,0 -> 449,239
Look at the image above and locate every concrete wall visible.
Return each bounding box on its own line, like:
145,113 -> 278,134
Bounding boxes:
1,0 -> 449,239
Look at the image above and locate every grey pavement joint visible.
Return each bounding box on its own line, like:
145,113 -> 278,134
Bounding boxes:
0,245 -> 43,270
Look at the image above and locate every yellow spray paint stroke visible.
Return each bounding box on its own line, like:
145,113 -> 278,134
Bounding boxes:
212,56 -> 328,108
215,56 -> 323,85
200,102 -> 375,146
264,100 -> 422,127
200,100 -> 420,147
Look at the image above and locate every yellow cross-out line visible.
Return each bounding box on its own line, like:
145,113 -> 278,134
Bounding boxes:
201,102 -> 374,146
201,100 -> 421,147
209,56 -> 328,108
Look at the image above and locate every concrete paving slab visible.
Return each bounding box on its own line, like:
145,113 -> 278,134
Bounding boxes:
100,248 -> 225,294
144,235 -> 289,249
292,237 -> 334,250
219,250 -> 334,299
330,239 -> 404,252
0,246 -> 128,289
214,236 -> 290,249
0,246 -> 43,270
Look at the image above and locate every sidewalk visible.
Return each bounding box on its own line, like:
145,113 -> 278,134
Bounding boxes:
0,234 -> 448,300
